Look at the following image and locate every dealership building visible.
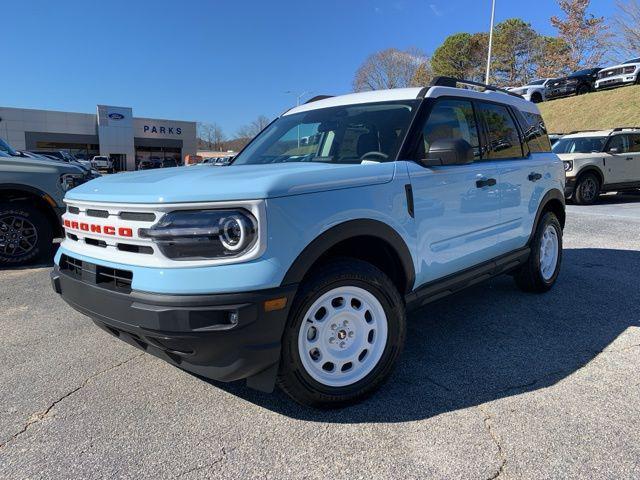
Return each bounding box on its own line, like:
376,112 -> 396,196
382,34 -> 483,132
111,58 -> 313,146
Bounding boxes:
0,104 -> 197,171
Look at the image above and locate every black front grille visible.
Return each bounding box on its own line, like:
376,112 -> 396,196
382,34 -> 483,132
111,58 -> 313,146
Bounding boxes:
59,254 -> 133,293
86,209 -> 109,218
60,254 -> 83,277
96,265 -> 133,291
85,238 -> 107,248
119,212 -> 156,222
600,68 -> 622,78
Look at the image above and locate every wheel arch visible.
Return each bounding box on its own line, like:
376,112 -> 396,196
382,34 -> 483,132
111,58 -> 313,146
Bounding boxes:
530,91 -> 543,102
528,188 -> 566,245
281,219 -> 415,295
575,166 -> 604,186
0,184 -> 63,237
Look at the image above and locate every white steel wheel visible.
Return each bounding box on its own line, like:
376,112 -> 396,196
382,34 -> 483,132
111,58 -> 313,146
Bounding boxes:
297,286 -> 388,388
539,224 -> 559,281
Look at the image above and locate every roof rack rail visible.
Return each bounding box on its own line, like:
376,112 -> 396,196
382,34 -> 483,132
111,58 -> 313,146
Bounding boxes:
612,126 -> 640,132
567,129 -> 602,134
305,95 -> 333,104
429,76 -> 523,99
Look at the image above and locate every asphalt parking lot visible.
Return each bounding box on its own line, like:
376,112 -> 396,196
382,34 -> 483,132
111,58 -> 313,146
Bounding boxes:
1,194 -> 639,480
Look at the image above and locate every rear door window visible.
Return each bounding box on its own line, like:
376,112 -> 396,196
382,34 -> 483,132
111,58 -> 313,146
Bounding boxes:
477,102 -> 525,160
627,134 -> 640,153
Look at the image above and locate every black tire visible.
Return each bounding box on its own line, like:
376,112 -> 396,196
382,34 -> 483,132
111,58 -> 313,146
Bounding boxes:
277,259 -> 406,408
574,172 -> 601,205
0,202 -> 54,267
576,84 -> 590,95
530,92 -> 543,103
514,212 -> 563,293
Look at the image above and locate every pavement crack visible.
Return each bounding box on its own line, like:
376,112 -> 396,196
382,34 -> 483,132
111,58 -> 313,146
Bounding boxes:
479,406 -> 507,480
177,447 -> 235,477
0,352 -> 144,450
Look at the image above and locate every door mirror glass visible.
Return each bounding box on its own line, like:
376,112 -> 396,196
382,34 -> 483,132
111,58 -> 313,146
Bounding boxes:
421,139 -> 474,166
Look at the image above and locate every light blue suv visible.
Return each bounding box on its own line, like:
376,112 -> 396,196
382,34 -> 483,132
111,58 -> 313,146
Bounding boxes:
51,78 -> 565,407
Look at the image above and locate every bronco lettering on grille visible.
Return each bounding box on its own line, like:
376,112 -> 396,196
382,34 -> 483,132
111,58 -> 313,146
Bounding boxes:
63,219 -> 133,238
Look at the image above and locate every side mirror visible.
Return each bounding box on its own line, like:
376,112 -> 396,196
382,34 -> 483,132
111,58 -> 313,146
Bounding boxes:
609,147 -> 620,154
420,139 -> 474,167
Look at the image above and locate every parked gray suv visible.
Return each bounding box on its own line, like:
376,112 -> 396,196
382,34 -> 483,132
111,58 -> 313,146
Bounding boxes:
0,138 -> 90,266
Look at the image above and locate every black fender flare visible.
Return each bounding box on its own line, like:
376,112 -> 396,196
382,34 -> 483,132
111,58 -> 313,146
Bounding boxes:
575,166 -> 604,185
281,219 -> 415,293
0,183 -> 64,235
0,183 -> 54,200
527,188 -> 565,245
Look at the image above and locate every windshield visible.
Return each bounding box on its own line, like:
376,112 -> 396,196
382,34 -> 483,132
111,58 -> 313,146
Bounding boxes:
552,136 -> 607,154
529,79 -> 545,85
624,58 -> 640,64
0,138 -> 18,156
232,100 -> 417,165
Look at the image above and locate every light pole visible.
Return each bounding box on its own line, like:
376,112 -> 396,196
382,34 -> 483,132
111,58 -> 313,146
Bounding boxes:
485,0 -> 496,85
285,91 -> 311,148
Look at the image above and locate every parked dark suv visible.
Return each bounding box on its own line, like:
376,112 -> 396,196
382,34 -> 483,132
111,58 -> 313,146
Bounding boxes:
546,68 -> 602,100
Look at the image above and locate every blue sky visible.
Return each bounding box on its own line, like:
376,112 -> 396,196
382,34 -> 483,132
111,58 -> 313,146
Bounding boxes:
2,0 -> 618,135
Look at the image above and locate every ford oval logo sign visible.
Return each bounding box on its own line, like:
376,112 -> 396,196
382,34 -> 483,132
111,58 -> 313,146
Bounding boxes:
108,113 -> 125,120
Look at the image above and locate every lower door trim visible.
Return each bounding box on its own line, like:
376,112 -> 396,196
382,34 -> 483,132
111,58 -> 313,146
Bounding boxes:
405,247 -> 530,310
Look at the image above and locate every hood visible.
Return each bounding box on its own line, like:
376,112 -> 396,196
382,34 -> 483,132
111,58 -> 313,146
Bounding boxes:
0,153 -> 85,174
65,161 -> 396,204
556,152 -> 603,161
512,83 -> 542,92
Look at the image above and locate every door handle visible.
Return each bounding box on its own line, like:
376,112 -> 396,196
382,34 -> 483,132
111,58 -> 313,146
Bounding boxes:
528,172 -> 542,182
476,178 -> 497,188
626,157 -> 633,161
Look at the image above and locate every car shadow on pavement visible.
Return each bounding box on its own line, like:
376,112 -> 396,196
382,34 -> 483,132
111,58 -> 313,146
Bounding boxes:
206,247 -> 640,422
592,192 -> 640,205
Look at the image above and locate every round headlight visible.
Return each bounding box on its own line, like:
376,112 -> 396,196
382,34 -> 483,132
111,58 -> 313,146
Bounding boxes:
220,215 -> 249,251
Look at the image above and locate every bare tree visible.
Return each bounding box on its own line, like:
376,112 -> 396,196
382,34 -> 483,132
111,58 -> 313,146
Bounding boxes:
550,0 -> 611,70
353,48 -> 430,92
236,115 -> 271,140
197,122 -> 226,151
614,0 -> 640,57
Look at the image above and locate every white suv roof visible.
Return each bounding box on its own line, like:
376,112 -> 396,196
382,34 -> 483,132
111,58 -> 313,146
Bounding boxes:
563,128 -> 640,139
285,79 -> 539,117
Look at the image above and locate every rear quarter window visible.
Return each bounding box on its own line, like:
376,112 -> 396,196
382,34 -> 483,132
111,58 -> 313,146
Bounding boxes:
521,111 -> 552,153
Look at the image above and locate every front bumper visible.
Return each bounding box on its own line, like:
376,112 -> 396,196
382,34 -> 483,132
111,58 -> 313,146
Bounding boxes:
596,74 -> 638,89
51,265 -> 297,390
564,177 -> 576,198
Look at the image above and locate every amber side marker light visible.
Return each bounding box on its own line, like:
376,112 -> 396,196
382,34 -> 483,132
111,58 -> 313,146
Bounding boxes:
43,194 -> 58,209
264,297 -> 287,312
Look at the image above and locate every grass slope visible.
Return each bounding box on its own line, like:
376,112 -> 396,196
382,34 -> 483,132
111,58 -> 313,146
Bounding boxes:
538,85 -> 640,134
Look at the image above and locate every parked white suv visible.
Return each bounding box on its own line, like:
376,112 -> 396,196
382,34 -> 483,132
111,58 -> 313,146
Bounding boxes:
508,78 -> 554,103
91,155 -> 114,173
595,58 -> 640,90
553,128 -> 640,204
